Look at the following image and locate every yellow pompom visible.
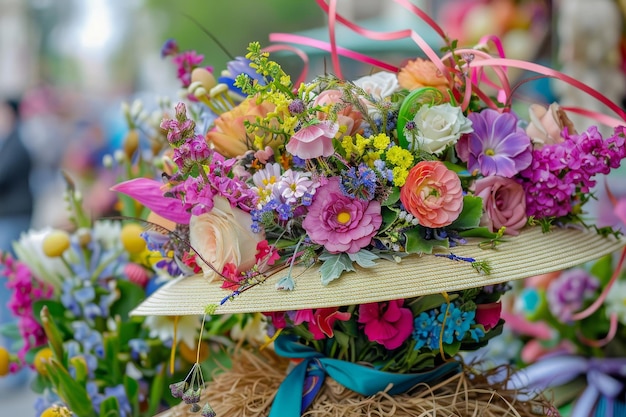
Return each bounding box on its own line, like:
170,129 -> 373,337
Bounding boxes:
0,346 -> 10,376
40,405 -> 72,417
33,347 -> 54,377
120,223 -> 147,254
42,230 -> 71,257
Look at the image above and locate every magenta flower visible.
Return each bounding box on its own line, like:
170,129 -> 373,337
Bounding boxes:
111,178 -> 191,224
457,109 -> 532,177
474,302 -> 502,331
285,120 -> 339,160
302,177 -> 382,253
358,299 -> 413,350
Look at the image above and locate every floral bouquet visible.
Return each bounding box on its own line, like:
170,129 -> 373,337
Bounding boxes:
504,192 -> 626,417
0,114 -> 254,417
108,0 -> 626,415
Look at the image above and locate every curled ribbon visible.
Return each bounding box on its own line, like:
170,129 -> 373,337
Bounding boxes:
268,335 -> 461,417
507,354 -> 626,417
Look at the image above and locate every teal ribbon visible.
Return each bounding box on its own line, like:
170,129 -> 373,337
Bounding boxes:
268,335 -> 462,417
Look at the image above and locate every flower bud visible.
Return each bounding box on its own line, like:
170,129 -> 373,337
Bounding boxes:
76,227 -> 92,247
33,347 -> 54,377
42,230 -> 71,257
169,380 -> 188,398
191,67 -> 217,91
120,223 -> 147,254
123,129 -> 140,159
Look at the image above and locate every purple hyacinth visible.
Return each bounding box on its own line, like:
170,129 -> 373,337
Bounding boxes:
461,109 -> 532,177
546,268 -> 599,323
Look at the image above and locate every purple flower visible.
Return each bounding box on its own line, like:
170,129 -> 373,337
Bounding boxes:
546,268 -> 599,323
458,109 -> 532,177
160,38 -> 179,58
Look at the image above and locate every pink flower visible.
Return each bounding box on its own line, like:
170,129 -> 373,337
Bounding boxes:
474,302 -> 502,331
399,161 -> 463,228
313,89 -> 363,137
255,240 -> 280,267
358,299 -> 414,350
302,177 -> 382,253
308,307 -> 351,340
285,121 -> 339,160
111,178 -> 191,224
473,175 -> 527,235
526,103 -> 576,149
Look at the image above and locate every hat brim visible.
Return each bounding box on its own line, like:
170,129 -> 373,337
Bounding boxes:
131,227 -> 624,316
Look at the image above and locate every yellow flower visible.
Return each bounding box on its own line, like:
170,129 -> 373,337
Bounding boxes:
341,135 -> 355,155
33,347 -> 54,377
42,230 -> 71,258
372,133 -> 391,150
120,223 -> 147,254
386,146 -> 414,170
0,346 -> 10,376
40,405 -> 72,417
354,134 -> 370,156
392,166 -> 409,186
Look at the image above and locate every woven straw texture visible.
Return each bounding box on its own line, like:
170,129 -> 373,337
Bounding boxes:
132,226 -> 624,315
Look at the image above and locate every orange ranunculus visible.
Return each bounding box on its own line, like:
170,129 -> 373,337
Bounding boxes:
206,97 -> 276,158
397,58 -> 450,96
400,161 -> 463,228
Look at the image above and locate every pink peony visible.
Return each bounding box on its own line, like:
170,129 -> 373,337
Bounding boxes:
285,120 -> 339,160
302,177 -> 382,253
358,299 -> 414,350
473,175 -> 527,235
399,161 -> 463,228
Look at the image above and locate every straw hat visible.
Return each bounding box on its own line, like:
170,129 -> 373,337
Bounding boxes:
131,226 -> 624,316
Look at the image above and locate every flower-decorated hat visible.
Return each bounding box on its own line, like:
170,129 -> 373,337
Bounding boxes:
114,0 -> 626,320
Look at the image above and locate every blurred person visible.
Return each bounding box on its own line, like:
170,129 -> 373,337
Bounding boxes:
0,97 -> 34,393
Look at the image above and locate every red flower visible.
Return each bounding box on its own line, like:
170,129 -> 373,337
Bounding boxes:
308,307 -> 351,340
358,299 -> 414,350
255,240 -> 280,267
475,302 -> 502,331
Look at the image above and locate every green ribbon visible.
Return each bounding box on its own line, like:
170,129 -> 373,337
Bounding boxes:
268,335 -> 462,417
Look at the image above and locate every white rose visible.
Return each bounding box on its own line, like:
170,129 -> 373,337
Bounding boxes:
409,103 -> 473,154
353,72 -> 399,118
189,196 -> 264,280
353,71 -> 399,100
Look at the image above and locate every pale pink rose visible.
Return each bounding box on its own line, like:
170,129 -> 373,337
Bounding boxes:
285,120 -> 339,160
314,89 -> 363,136
189,196 -> 264,279
474,176 -> 527,235
399,161 -> 463,228
526,103 -> 577,149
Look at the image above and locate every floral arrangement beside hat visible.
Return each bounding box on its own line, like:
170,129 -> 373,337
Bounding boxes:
0,124 -> 255,417
110,1 -> 626,416
498,188 -> 626,417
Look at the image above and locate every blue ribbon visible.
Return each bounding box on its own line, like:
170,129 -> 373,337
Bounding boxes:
268,335 -> 462,417
507,354 -> 626,417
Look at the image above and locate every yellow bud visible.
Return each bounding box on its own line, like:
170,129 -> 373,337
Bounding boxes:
42,230 -> 71,257
0,346 -> 10,376
123,129 -> 140,159
191,67 -> 217,91
120,223 -> 147,254
33,347 -> 54,377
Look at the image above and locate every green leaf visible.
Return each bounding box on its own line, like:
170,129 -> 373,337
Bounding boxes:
111,280 -> 147,319
333,330 -> 350,349
46,360 -> 96,417
590,254 -> 613,285
318,253 -> 355,285
408,294 -> 454,315
442,340 -> 462,356
458,227 -> 498,239
99,396 -> 121,417
124,376 -> 140,417
379,206 -> 399,233
32,299 -> 67,325
383,187 -> 400,206
347,249 -> 379,268
403,227 -> 449,254
148,366 -> 166,415
449,195 -> 483,229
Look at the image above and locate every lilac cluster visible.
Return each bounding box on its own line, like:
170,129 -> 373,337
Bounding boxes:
517,126 -> 626,219
546,268 -> 599,323
159,103 -> 213,169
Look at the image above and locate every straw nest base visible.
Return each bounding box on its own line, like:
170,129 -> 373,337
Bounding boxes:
157,349 -> 557,417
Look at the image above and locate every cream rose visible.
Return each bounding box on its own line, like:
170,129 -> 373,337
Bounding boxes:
526,103 -> 576,149
189,196 -> 264,279
409,103 -> 473,154
353,71 -> 399,118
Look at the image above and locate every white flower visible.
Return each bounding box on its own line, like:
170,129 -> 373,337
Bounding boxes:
144,314 -> 201,349
252,162 -> 283,206
408,103 -> 473,154
12,227 -> 70,290
605,280 -> 626,325
93,219 -> 123,251
275,169 -> 318,204
353,71 -> 400,118
353,71 -> 399,101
